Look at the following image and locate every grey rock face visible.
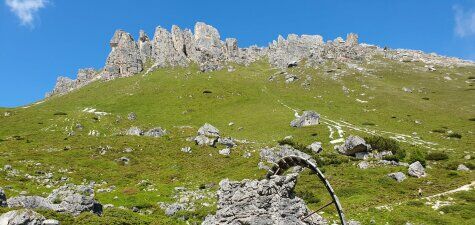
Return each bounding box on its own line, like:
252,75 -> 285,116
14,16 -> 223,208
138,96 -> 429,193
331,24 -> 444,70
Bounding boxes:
268,34 -> 324,69
151,26 -> 188,68
0,209 -> 45,225
337,136 -> 371,156
104,30 -> 143,79
6,184 -> 101,216
408,161 -> 426,178
193,22 -> 226,72
0,188 -> 7,207
202,174 -> 326,225
144,127 -> 167,137
290,111 -> 320,127
138,30 -> 152,62
388,172 -> 406,182
345,33 -> 359,46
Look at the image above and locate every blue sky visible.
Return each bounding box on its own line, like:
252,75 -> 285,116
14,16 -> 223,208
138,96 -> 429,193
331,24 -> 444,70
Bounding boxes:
1,0 -> 475,107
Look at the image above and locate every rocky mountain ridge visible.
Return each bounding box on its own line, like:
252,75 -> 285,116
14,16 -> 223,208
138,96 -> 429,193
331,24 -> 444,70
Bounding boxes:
46,22 -> 474,97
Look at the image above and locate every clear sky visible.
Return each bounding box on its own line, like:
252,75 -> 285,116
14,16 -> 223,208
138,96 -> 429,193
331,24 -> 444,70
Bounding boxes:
1,0 -> 474,107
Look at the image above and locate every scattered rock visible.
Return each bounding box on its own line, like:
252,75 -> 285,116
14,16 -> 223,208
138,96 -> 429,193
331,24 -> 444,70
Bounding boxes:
307,142 -> 323,154
402,87 -> 413,93
181,147 -> 192,153
127,112 -> 137,121
165,203 -> 184,216
202,174 -> 326,225
218,148 -> 231,156
125,127 -> 143,136
388,172 -> 406,182
144,127 -> 167,137
290,111 -> 320,127
118,157 -> 130,165
457,164 -> 470,171
357,161 -> 369,169
217,137 -> 236,148
0,209 -> 45,225
337,136 -> 371,156
408,161 -> 426,178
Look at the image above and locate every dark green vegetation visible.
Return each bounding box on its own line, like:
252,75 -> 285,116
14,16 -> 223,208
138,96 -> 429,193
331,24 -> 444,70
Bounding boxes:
0,60 -> 474,224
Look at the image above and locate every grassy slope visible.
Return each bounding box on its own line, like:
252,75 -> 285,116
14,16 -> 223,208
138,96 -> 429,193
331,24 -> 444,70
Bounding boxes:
0,59 -> 474,224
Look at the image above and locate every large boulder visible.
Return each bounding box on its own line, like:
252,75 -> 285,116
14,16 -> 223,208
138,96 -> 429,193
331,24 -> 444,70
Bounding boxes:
290,111 -> 320,127
202,174 -> 326,225
103,30 -> 143,79
307,142 -> 323,154
125,127 -> 144,136
408,161 -> 426,178
7,184 -> 102,216
0,210 -> 45,225
337,136 -> 371,156
195,123 -> 220,147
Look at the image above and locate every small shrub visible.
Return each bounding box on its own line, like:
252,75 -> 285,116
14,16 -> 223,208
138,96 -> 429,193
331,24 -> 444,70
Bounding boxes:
446,162 -> 460,170
364,136 -> 405,160
447,133 -> 462,139
277,138 -> 307,152
122,187 -> 138,195
362,122 -> 375,126
53,112 -> 67,116
466,162 -> 475,170
408,149 -> 426,167
426,152 -> 449,161
468,76 -> 475,80
431,129 -> 446,133
297,190 -> 321,204
469,118 -> 475,121
202,90 -> 212,94
421,97 -> 430,100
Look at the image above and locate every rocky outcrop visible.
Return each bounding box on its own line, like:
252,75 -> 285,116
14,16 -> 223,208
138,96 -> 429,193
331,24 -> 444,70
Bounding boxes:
46,21 -> 474,97
259,145 -> 315,172
202,174 -> 326,225
0,209 -> 45,225
46,68 -> 100,97
103,30 -> 143,79
290,111 -> 320,127
6,184 -> 102,216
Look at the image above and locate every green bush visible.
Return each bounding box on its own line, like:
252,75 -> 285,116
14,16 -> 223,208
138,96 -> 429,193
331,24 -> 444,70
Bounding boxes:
431,129 -> 446,133
408,149 -> 426,167
447,132 -> 462,139
277,138 -> 308,152
364,136 -> 405,160
362,122 -> 375,126
469,118 -> 475,121
425,152 -> 449,161
466,162 -> 475,170
53,112 -> 67,116
297,190 -> 321,204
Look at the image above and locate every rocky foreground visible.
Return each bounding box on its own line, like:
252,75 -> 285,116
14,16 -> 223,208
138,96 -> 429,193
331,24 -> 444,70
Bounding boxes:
46,22 -> 473,97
